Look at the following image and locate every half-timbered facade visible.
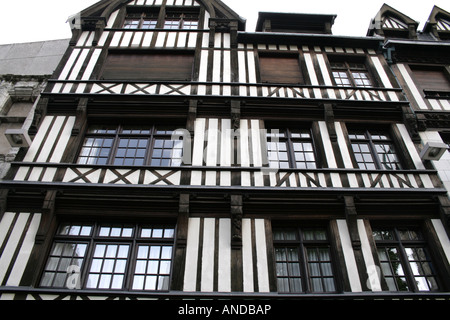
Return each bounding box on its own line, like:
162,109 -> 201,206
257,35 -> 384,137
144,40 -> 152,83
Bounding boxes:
0,0 -> 449,301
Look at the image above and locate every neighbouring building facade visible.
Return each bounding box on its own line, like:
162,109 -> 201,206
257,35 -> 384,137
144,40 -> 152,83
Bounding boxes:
0,40 -> 69,180
0,0 -> 449,301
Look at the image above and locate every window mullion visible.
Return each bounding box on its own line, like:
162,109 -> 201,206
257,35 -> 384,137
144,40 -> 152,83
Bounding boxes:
367,131 -> 383,170
285,129 -> 296,168
394,229 -> 420,292
146,126 -> 156,166
297,230 -> 310,293
108,130 -> 121,165
80,234 -> 96,290
124,231 -> 138,290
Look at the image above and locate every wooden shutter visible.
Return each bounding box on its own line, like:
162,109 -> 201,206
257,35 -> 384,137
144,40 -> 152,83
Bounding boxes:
259,55 -> 304,84
102,52 -> 194,81
411,66 -> 450,91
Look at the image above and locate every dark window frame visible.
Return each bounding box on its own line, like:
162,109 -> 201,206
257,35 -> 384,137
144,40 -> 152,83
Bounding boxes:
347,127 -> 403,170
327,54 -> 380,88
265,126 -> 320,169
371,225 -> 443,292
77,124 -> 184,167
330,60 -> 374,88
39,222 -> 176,292
272,225 -> 338,294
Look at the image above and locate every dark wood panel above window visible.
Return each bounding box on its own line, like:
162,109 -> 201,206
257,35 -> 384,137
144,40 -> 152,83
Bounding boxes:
259,54 -> 304,84
102,51 -> 194,81
410,65 -> 450,93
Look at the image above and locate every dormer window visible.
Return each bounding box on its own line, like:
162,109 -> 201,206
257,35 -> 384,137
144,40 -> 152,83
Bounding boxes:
122,9 -> 199,30
164,13 -> 199,30
436,17 -> 450,39
123,13 -> 158,29
366,4 -> 419,39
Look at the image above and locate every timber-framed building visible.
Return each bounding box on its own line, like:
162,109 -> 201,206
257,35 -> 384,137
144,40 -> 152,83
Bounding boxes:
0,0 -> 449,301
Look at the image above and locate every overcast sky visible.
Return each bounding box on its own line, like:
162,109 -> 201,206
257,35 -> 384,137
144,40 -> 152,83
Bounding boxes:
0,0 -> 448,45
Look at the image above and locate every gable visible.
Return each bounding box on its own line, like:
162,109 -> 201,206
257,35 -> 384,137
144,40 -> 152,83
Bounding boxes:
127,0 -> 201,7
367,4 -> 418,38
436,18 -> 450,32
423,6 -> 450,39
74,0 -> 245,30
382,15 -> 408,30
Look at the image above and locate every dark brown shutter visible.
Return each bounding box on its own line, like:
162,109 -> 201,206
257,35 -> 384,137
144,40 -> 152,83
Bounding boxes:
102,52 -> 194,81
411,66 -> 450,91
259,55 -> 303,84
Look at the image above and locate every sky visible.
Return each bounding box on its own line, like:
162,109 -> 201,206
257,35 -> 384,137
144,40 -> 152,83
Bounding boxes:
0,0 -> 449,45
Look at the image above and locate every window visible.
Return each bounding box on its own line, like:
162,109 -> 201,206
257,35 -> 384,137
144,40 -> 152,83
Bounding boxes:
40,223 -> 175,291
259,54 -> 304,84
266,128 -> 317,169
330,61 -> 373,88
77,125 -> 184,167
348,128 -> 402,170
163,13 -> 199,30
372,226 -> 441,292
273,227 -> 337,293
123,13 -> 158,29
102,52 -> 194,81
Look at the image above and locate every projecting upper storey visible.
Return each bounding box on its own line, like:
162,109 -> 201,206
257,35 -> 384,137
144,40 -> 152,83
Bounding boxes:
45,0 -> 406,108
4,0 -> 447,196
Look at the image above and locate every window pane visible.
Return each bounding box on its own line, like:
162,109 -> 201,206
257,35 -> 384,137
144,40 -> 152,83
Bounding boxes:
352,72 -> 372,87
182,20 -> 198,29
273,229 -> 297,241
158,276 -> 170,290
142,19 -> 157,29
375,143 -> 401,170
164,20 -> 180,29
306,247 -> 336,292
372,229 -> 394,241
377,247 -> 409,291
275,247 -> 302,293
132,244 -> 173,291
87,244 -> 130,289
124,19 -> 140,29
289,278 -> 302,293
78,138 -> 113,165
277,278 -> 290,292
114,138 -> 148,166
310,278 -> 323,292
40,242 -> 88,288
351,142 -> 375,169
151,138 -> 183,167
303,229 -> 327,241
